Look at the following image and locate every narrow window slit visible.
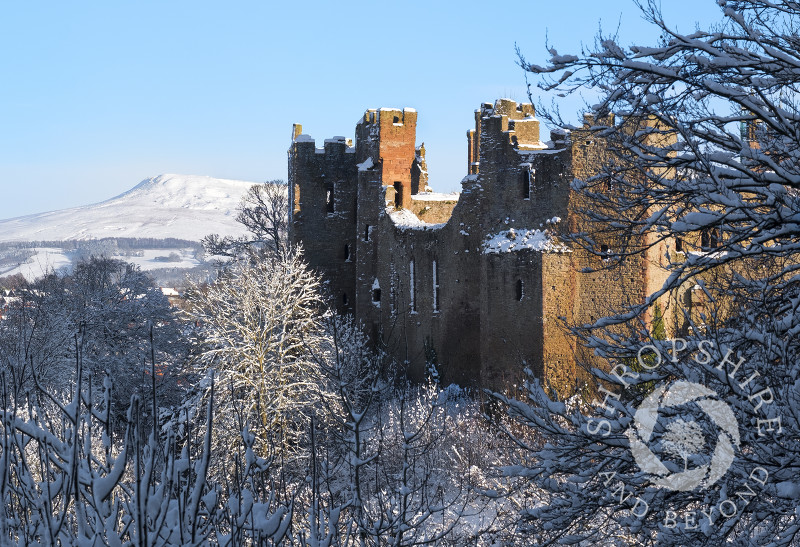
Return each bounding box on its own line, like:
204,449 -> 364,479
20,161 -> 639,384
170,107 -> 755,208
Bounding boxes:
326,184 -> 334,213
432,260 -> 440,312
409,260 -> 417,313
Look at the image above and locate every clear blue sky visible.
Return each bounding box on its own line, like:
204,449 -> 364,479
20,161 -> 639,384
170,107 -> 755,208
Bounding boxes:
0,1 -> 724,220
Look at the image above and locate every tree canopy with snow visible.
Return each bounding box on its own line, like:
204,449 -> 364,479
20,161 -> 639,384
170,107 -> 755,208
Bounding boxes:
185,250 -> 327,462
499,0 -> 800,544
0,256 -> 185,427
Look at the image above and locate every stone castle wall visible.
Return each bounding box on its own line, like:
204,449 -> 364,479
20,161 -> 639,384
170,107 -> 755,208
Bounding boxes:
288,99 -> 667,393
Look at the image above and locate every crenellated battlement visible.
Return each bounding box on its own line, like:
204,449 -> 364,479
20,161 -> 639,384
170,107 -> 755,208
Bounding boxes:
290,128 -> 354,156
467,99 -> 546,175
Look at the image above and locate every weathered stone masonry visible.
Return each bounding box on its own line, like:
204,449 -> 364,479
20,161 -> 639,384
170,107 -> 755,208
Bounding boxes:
288,99 -> 671,393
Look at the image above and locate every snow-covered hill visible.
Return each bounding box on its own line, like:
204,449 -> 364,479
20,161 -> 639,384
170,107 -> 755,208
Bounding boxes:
0,174 -> 258,243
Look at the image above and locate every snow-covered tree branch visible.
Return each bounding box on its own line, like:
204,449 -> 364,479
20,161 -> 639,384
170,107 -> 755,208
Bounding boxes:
504,1 -> 800,543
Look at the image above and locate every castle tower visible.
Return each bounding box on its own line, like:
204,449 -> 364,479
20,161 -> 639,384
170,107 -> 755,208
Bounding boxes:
288,127 -> 358,314
355,108 -> 417,209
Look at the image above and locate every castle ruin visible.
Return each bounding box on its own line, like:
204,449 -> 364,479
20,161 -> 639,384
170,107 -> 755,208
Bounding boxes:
288,99 -> 674,392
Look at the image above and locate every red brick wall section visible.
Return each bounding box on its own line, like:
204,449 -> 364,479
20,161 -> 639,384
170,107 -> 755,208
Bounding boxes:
378,109 -> 417,209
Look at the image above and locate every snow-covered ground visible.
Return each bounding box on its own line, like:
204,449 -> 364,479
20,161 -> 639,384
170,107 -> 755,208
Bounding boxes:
0,247 -> 74,279
0,247 -> 207,281
0,174 -> 257,242
125,248 -> 203,271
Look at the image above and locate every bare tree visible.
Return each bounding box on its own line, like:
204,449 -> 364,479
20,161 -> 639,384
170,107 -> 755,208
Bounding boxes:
0,257 -> 186,429
203,181 -> 289,261
0,358 -> 295,545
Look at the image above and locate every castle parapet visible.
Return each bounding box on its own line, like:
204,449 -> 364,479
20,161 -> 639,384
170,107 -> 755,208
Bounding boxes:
467,99 -> 546,174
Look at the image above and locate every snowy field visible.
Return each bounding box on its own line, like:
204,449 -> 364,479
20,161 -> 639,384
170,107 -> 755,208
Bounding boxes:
0,247 -> 206,282
0,247 -> 74,279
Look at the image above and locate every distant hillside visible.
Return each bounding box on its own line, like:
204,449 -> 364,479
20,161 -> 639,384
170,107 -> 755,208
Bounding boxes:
0,174 -> 263,284
0,174 -> 258,243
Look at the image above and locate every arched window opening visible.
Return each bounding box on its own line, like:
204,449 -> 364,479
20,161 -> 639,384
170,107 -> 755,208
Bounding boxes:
342,293 -> 348,306
344,243 -> 350,261
675,238 -> 683,253
516,279 -> 524,301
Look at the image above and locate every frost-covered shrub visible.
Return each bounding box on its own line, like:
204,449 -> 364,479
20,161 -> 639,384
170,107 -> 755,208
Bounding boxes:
0,364 -> 294,546
0,252 -> 530,545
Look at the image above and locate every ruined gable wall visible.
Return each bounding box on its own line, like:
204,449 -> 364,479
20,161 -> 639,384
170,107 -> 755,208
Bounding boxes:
479,251 -> 545,390
568,116 -> 679,346
540,252 -> 578,394
356,108 -> 418,210
470,101 -> 570,231
353,163 -> 383,337
564,119 -> 652,385
378,109 -> 417,198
